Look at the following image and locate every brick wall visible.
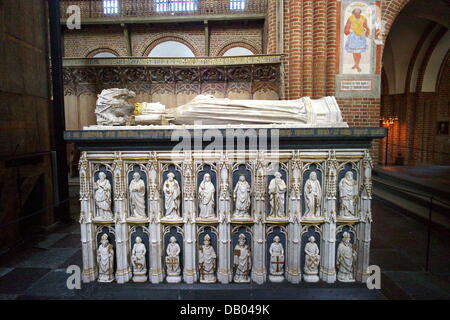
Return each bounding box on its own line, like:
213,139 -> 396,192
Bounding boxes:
64,25 -> 129,57
63,21 -> 264,57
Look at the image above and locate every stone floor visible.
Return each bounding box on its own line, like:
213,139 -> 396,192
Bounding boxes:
0,197 -> 448,300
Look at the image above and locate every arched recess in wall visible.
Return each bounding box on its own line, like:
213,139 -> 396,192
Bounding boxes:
217,42 -> 259,57
144,37 -> 197,57
87,48 -> 120,58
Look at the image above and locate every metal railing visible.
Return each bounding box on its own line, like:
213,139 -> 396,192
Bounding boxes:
60,0 -> 267,19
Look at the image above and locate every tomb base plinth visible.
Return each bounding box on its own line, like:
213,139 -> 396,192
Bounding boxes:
65,127 -> 385,285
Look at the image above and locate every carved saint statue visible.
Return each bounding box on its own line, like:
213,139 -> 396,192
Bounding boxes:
233,174 -> 251,218
303,236 -> 320,282
304,172 -> 322,218
198,173 -> 215,218
131,236 -> 147,282
94,172 -> 113,220
269,172 -> 287,218
97,233 -> 114,282
233,234 -> 252,283
165,236 -> 181,283
129,172 -> 146,219
198,234 -> 217,283
269,236 -> 285,282
339,171 -> 358,217
163,172 -> 181,219
337,232 -> 357,282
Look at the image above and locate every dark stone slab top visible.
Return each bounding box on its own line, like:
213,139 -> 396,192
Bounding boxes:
64,127 -> 386,151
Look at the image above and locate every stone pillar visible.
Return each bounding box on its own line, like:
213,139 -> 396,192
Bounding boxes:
320,153 -> 337,283
80,222 -> 96,282
217,157 -> 232,283
287,222 -> 301,283
147,153 -> 163,283
320,222 -> 336,283
79,153 -> 97,282
356,152 -> 373,282
251,156 -> 267,284
182,153 -> 197,283
115,222 -> 131,283
286,158 -> 301,283
183,222 -> 197,283
112,153 -> 131,283
149,221 -> 163,283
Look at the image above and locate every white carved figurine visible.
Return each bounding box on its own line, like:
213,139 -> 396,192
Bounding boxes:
304,236 -> 320,282
198,173 -> 215,218
337,232 -> 357,282
131,236 -> 147,282
94,172 -> 113,220
166,236 -> 181,280
233,174 -> 251,218
198,234 -> 217,283
97,233 -> 114,282
163,172 -> 181,219
129,172 -> 146,218
95,88 -> 136,126
269,236 -> 285,281
304,172 -> 322,218
339,171 -> 358,217
233,234 -> 252,283
269,172 -> 287,218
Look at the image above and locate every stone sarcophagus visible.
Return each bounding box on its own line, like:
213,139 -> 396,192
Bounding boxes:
65,127 -> 385,285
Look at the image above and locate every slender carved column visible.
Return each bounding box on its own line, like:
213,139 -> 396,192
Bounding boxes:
356,151 -> 373,282
251,154 -> 267,284
79,152 -> 96,282
147,152 -> 163,283
182,152 -> 197,283
287,155 -> 302,283
320,151 -> 337,283
217,154 -> 232,283
113,152 -> 131,283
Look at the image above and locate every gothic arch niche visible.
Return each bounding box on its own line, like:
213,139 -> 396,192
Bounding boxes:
266,162 -> 289,221
300,225 -> 322,281
231,225 -> 253,283
196,163 -> 218,221
126,163 -> 148,221
160,163 -> 183,220
197,225 -> 219,282
129,225 -> 150,281
231,163 -> 253,221
266,225 -> 287,281
92,164 -> 114,222
337,162 -> 360,221
163,225 -> 184,282
95,225 -> 116,278
301,162 -> 325,221
335,224 -> 358,282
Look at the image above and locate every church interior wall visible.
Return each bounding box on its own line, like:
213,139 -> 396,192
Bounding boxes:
0,0 -> 57,253
380,0 -> 450,165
